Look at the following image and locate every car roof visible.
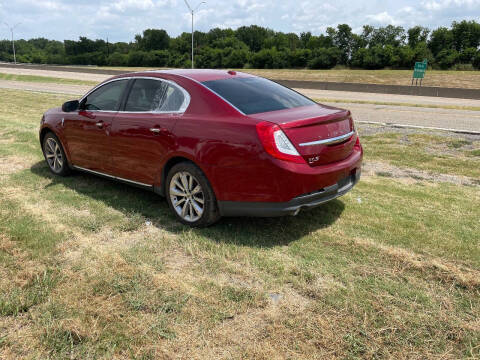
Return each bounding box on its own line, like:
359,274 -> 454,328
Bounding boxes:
133,69 -> 255,83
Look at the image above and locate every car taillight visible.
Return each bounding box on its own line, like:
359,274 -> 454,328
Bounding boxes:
354,133 -> 362,152
256,121 -> 305,164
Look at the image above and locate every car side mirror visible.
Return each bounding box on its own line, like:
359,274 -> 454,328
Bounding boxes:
62,100 -> 79,113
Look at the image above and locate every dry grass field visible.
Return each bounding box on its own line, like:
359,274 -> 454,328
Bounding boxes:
2,66 -> 480,90
0,72 -> 96,86
0,88 -> 479,359
99,67 -> 480,89
243,69 -> 480,89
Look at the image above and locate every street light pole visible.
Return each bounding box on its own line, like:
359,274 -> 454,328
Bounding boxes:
4,22 -> 21,64
191,9 -> 194,69
183,0 -> 206,69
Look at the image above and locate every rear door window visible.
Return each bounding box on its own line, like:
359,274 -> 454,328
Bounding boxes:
124,78 -> 188,113
201,77 -> 315,115
158,85 -> 186,112
124,79 -> 166,112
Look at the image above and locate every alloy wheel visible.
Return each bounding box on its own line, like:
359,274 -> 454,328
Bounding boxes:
44,137 -> 64,173
169,171 -> 205,222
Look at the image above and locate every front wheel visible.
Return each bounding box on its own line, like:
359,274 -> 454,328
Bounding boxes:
42,132 -> 71,176
166,162 -> 220,227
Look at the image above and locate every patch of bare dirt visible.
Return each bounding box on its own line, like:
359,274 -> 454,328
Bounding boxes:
363,160 -> 479,186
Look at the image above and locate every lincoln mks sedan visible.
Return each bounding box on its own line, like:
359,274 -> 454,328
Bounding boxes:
39,69 -> 362,226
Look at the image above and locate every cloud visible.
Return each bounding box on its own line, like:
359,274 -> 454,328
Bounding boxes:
1,0 -> 479,41
111,0 -> 155,12
366,11 -> 402,26
422,0 -> 480,11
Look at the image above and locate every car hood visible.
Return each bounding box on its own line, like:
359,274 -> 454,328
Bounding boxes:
45,106 -> 63,115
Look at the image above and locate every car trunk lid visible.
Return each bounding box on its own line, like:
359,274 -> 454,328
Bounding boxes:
252,105 -> 356,166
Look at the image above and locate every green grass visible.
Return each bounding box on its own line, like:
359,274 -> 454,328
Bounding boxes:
468,149 -> 480,157
314,97 -> 480,112
0,88 -> 479,359
0,270 -> 58,316
0,72 -> 97,86
448,139 -> 473,149
0,197 -> 67,257
360,132 -> 480,178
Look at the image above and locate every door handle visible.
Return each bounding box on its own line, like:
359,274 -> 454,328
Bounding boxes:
150,128 -> 163,134
96,121 -> 104,128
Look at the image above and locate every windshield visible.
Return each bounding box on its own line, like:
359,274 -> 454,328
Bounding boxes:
202,77 -> 316,115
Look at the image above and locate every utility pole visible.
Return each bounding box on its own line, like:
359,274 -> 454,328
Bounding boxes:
183,0 -> 206,69
4,22 -> 21,64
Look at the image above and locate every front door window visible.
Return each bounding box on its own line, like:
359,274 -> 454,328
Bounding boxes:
82,80 -> 129,111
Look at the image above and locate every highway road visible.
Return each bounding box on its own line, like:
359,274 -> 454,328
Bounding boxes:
1,66 -> 479,133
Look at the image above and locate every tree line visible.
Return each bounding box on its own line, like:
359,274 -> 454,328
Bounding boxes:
1,20 -> 480,70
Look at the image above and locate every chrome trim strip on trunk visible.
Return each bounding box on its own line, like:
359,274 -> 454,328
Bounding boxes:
73,166 -> 152,187
299,131 -> 355,147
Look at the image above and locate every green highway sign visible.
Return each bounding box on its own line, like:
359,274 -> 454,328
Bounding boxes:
413,59 -> 428,79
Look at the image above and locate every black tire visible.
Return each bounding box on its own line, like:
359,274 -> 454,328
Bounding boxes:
166,162 -> 220,227
42,132 -> 71,176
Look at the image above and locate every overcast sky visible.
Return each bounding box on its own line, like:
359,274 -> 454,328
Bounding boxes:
1,0 -> 479,42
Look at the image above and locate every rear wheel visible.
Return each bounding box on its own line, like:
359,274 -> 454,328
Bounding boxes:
42,132 -> 70,176
166,162 -> 220,227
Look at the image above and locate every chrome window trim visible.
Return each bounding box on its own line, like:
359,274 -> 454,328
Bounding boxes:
73,165 -> 152,187
299,131 -> 356,147
79,76 -> 191,115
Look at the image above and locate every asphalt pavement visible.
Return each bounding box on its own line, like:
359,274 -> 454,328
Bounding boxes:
1,65 -> 479,133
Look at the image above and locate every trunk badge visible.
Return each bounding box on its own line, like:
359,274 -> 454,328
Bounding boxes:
308,156 -> 320,164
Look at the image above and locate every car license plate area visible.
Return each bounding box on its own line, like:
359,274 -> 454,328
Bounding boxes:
338,174 -> 353,191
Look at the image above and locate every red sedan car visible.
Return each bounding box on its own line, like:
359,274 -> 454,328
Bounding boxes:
40,70 -> 362,226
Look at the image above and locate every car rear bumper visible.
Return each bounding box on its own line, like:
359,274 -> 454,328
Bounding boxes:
218,169 -> 360,217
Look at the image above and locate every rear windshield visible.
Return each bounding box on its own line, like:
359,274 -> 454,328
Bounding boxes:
202,77 -> 316,115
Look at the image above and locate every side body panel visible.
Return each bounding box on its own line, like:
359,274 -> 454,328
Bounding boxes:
110,113 -> 179,185
62,110 -> 116,172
